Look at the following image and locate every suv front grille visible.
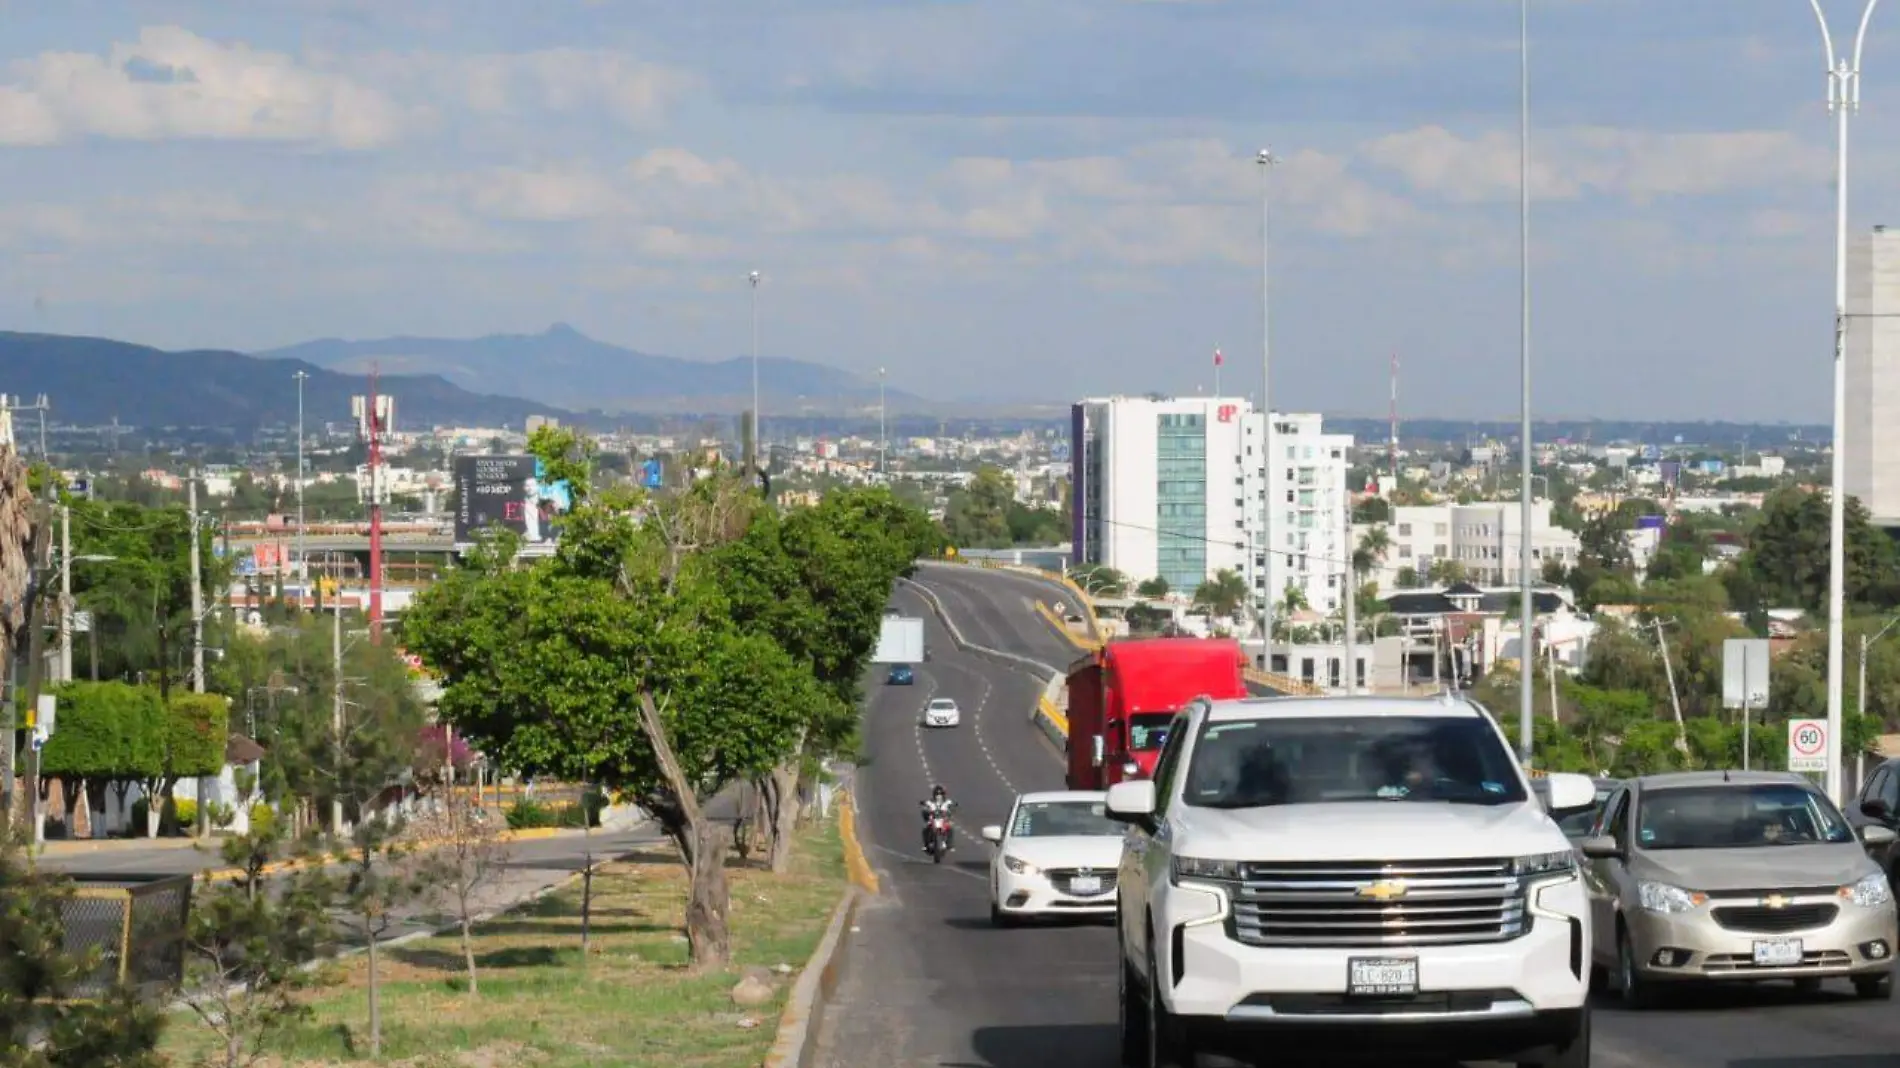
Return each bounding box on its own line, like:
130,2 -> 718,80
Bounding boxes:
1226,859 -> 1527,949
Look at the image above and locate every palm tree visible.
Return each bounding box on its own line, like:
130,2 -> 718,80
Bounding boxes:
1354,524 -> 1391,578
1135,576 -> 1170,599
1193,569 -> 1248,622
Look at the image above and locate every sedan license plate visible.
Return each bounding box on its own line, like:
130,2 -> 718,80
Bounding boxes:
1069,875 -> 1102,895
1753,938 -> 1804,967
1348,957 -> 1418,997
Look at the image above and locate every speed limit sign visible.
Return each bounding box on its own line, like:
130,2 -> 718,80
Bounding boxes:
1787,719 -> 1827,773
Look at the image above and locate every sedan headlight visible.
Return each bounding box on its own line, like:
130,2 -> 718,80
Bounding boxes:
1172,856 -> 1243,884
1841,872 -> 1894,909
1637,881 -> 1707,914
1509,851 -> 1577,879
1003,855 -> 1040,876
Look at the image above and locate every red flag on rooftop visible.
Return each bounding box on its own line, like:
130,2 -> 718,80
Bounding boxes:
1213,348 -> 1224,367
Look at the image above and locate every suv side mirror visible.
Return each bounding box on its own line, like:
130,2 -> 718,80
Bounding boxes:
1105,780 -> 1157,823
1579,835 -> 1622,860
1542,773 -> 1597,814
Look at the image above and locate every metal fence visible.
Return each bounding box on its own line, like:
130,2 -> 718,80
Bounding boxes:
58,874 -> 192,999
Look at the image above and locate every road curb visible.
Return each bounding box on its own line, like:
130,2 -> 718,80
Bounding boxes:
763,886 -> 860,1068
837,789 -> 879,895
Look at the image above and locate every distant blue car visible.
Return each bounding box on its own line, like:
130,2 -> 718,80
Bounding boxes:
887,664 -> 915,685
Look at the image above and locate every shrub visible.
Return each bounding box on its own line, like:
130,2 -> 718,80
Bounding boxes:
205,801 -> 236,830
249,803 -> 276,836
173,797 -> 198,829
505,799 -> 555,829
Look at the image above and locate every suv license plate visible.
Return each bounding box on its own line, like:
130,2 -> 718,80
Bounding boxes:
1753,938 -> 1804,966
1069,875 -> 1102,894
1348,957 -> 1418,996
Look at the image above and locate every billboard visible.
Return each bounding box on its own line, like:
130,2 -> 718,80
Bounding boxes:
453,455 -> 572,545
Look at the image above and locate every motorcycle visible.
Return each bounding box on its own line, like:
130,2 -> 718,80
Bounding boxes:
924,813 -> 952,863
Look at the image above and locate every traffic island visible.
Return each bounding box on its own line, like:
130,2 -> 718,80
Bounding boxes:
157,815 -> 847,1067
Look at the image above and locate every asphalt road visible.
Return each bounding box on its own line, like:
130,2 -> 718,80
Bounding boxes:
819,566 -> 1900,1068
909,562 -> 1085,671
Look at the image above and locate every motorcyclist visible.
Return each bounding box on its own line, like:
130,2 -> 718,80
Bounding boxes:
921,784 -> 956,853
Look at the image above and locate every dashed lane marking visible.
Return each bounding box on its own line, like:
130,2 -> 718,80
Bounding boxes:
869,842 -> 988,883
931,655 -> 1016,796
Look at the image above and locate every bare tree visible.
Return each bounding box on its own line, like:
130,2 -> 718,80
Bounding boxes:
414,795 -> 503,994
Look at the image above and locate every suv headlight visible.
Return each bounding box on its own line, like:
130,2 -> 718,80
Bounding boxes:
1841,872 -> 1893,909
1172,856 -> 1243,884
1638,881 -> 1707,914
1003,855 -> 1040,876
1509,851 -> 1577,880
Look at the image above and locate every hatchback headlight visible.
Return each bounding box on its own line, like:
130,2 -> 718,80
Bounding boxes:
1172,856 -> 1243,884
1509,851 -> 1577,880
1638,881 -> 1707,914
1003,855 -> 1040,876
1841,872 -> 1893,909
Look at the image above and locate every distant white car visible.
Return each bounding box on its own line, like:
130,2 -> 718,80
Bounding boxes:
981,790 -> 1124,926
922,697 -> 961,728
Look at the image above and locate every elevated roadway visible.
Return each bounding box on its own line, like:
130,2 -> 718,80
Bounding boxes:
817,569 -> 1900,1067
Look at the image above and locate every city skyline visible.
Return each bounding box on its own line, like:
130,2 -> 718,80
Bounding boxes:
0,3 -> 1888,422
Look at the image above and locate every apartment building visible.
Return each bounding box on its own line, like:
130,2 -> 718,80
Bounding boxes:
1356,499 -> 1581,592
1847,225 -> 1900,526
1071,395 -> 1353,618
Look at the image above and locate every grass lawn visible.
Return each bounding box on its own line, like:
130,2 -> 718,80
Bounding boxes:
160,814 -> 846,1067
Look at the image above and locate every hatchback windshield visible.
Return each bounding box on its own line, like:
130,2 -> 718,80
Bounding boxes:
1635,783 -> 1854,850
1009,800 -> 1121,838
1128,712 -> 1175,751
1182,714 -> 1527,808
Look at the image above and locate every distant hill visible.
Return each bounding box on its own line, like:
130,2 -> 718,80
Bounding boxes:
0,332 -> 574,430
261,322 -> 928,416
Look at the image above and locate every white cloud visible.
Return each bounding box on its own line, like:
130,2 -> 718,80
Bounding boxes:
382,47 -> 698,129
0,26 -> 408,148
1362,124 -> 1827,204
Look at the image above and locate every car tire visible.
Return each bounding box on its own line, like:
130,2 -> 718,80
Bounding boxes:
1793,977 -> 1823,996
990,904 -> 1014,928
1144,939 -> 1196,1068
1617,925 -> 1661,1010
1854,973 -> 1893,1000
1518,1007 -> 1590,1068
1117,950 -> 1146,1067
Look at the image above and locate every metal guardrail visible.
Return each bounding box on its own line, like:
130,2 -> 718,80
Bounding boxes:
61,873 -> 192,998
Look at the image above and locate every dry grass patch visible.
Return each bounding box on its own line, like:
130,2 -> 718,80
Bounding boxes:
160,816 -> 846,1068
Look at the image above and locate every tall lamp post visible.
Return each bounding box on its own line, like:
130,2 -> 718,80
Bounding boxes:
748,270 -> 762,476
1810,0 -> 1878,803
1256,148 -> 1278,669
878,366 -> 888,478
1516,0 -> 1537,767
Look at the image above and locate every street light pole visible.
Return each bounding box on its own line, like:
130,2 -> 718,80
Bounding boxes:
1810,0 -> 1878,803
1517,0 -> 1537,767
878,367 -> 887,478
1256,148 -> 1277,671
58,503 -> 70,683
294,369 -> 308,595
749,270 -> 762,476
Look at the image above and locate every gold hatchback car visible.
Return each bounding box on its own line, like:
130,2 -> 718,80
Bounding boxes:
1580,770 -> 1900,1008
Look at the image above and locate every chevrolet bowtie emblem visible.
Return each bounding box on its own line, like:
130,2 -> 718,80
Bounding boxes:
1762,894 -> 1790,909
1358,879 -> 1409,902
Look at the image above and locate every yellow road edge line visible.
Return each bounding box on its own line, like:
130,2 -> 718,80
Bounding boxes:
838,788 -> 879,895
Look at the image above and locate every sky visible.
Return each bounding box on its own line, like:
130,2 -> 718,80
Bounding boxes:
0,0 -> 1887,422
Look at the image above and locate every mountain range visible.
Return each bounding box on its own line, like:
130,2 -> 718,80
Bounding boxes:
0,332 -> 574,430
262,323 -> 923,416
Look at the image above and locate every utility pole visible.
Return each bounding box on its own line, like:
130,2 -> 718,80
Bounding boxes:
365,369 -> 386,641
1343,488 -> 1358,695
332,603 -> 345,834
1256,148 -> 1278,670
749,270 -> 763,476
295,369 -> 308,597
189,474 -> 205,694
878,367 -> 887,479
19,503 -> 51,843
58,503 -> 70,684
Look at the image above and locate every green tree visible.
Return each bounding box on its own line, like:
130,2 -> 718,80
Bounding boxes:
1729,488 -> 1900,614
0,828 -> 164,1066
1193,569 -> 1249,622
1135,576 -> 1170,599
941,465 -> 1014,548
39,682 -> 164,836
1069,563 -> 1127,598
65,498 -> 223,696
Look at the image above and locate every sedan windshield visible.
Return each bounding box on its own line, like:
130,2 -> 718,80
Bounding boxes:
1182,714 -> 1528,809
1010,800 -> 1121,838
1635,783 -> 1854,850
929,700 -> 956,710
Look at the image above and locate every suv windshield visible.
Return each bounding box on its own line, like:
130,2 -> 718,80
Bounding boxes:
1182,714 -> 1528,809
1128,712 -> 1175,751
1010,800 -> 1121,838
1635,783 -> 1854,850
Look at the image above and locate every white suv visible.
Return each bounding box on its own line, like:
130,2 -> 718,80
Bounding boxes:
1107,694 -> 1598,1068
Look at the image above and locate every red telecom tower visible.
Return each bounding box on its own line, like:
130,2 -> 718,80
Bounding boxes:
359,368 -> 388,641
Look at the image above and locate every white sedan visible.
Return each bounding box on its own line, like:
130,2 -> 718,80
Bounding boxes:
922,697 -> 961,728
980,790 -> 1125,926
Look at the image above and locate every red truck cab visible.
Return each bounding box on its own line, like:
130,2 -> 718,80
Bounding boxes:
1064,637 -> 1249,790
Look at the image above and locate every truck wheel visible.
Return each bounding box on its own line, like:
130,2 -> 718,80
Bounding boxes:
1117,954 -> 1145,1067
1144,943 -> 1196,1068
1518,1008 -> 1590,1068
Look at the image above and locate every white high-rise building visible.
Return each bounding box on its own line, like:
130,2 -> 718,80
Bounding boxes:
1069,395 -> 1354,619
1846,225 -> 1900,526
